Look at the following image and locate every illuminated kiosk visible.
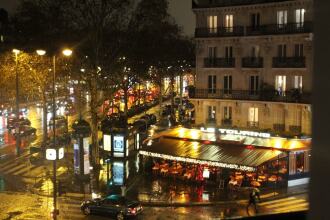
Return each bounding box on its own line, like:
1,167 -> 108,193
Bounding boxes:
72,119 -> 91,178
101,117 -> 139,159
139,127 -> 311,188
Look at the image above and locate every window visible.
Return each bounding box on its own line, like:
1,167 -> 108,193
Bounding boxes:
249,107 -> 259,122
223,106 -> 232,120
295,9 -> 305,27
208,75 -> 216,94
296,151 -> 305,173
224,75 -> 232,94
251,13 -> 260,28
207,15 -> 217,33
208,47 -> 217,58
293,75 -> 303,92
275,75 -> 286,95
277,10 -> 287,27
250,75 -> 259,95
208,106 -> 216,120
224,14 -> 233,32
251,45 -> 260,58
278,44 -> 287,58
225,46 -> 233,58
294,44 -> 304,57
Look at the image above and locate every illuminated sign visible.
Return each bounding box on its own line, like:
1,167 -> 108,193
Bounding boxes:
203,168 -> 210,178
218,129 -> 271,138
83,138 -> 90,175
139,151 -> 255,172
103,134 -> 111,152
46,149 -> 56,160
114,136 -> 124,152
58,147 -> 64,159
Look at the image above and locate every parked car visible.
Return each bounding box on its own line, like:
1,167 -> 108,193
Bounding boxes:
49,115 -> 67,128
13,125 -> 37,137
7,118 -> 31,129
81,195 -> 143,219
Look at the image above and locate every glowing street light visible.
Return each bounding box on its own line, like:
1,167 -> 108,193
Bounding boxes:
36,49 -> 46,56
62,49 -> 73,57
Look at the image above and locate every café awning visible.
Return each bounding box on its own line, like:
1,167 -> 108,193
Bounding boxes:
140,136 -> 282,172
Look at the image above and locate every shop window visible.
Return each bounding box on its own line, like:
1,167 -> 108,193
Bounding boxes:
296,151 -> 305,173
208,106 -> 216,120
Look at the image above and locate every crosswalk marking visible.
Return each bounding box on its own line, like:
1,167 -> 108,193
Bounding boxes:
265,199 -> 306,209
260,192 -> 279,199
260,196 -> 309,214
259,197 -> 296,206
274,203 -> 308,212
58,198 -> 85,220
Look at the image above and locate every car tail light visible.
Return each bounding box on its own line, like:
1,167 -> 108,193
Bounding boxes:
128,208 -> 137,214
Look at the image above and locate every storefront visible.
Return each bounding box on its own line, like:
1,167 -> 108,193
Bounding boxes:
139,127 -> 311,188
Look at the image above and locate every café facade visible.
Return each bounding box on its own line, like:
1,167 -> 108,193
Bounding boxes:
139,127 -> 311,188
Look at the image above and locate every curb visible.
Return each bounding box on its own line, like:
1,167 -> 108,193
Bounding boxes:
139,190 -> 308,207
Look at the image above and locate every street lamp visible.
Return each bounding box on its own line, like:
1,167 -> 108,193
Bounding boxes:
37,49 -> 72,220
12,49 -> 20,156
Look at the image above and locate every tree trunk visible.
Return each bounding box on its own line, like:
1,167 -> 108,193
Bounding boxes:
42,89 -> 48,144
123,85 -> 128,124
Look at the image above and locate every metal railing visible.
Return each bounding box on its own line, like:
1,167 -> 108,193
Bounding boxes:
247,121 -> 259,128
246,22 -> 312,35
242,57 -> 263,68
221,119 -> 233,126
190,89 -> 311,104
195,26 -> 244,37
195,22 -> 312,38
204,57 -> 235,68
272,57 -> 306,68
192,0 -> 294,8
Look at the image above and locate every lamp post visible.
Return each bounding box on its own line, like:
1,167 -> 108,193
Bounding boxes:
12,49 -> 20,156
38,49 -> 72,220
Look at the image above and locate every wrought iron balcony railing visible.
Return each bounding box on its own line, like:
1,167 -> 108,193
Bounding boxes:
273,57 -> 306,68
192,0 -> 294,8
190,89 -> 311,104
204,57 -> 235,68
246,22 -> 312,36
195,26 -> 244,38
242,57 -> 263,68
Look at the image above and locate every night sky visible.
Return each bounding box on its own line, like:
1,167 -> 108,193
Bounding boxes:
1,0 -> 195,36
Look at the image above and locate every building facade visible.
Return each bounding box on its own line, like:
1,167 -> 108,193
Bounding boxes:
190,0 -> 312,135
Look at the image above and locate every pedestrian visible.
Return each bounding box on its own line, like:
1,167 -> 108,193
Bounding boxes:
246,187 -> 261,215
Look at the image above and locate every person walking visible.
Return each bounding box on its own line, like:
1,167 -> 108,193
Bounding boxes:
246,187 -> 261,215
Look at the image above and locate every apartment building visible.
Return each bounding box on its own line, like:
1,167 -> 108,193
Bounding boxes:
190,0 -> 312,135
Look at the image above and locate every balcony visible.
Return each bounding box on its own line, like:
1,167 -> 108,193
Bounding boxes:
190,89 -> 311,104
242,57 -> 263,68
204,57 -> 235,68
221,119 -> 233,127
273,124 -> 285,132
246,22 -> 312,36
206,118 -> 217,126
247,121 -> 259,128
192,0 -> 294,8
195,26 -> 244,38
272,57 -> 306,68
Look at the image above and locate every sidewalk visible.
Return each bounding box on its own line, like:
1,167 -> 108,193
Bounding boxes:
124,175 -> 308,207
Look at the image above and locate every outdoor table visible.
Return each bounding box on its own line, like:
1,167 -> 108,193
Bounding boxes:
251,180 -> 261,187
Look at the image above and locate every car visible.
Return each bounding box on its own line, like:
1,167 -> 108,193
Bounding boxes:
13,125 -> 37,137
49,115 -> 67,127
81,195 -> 143,219
7,118 -> 31,129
